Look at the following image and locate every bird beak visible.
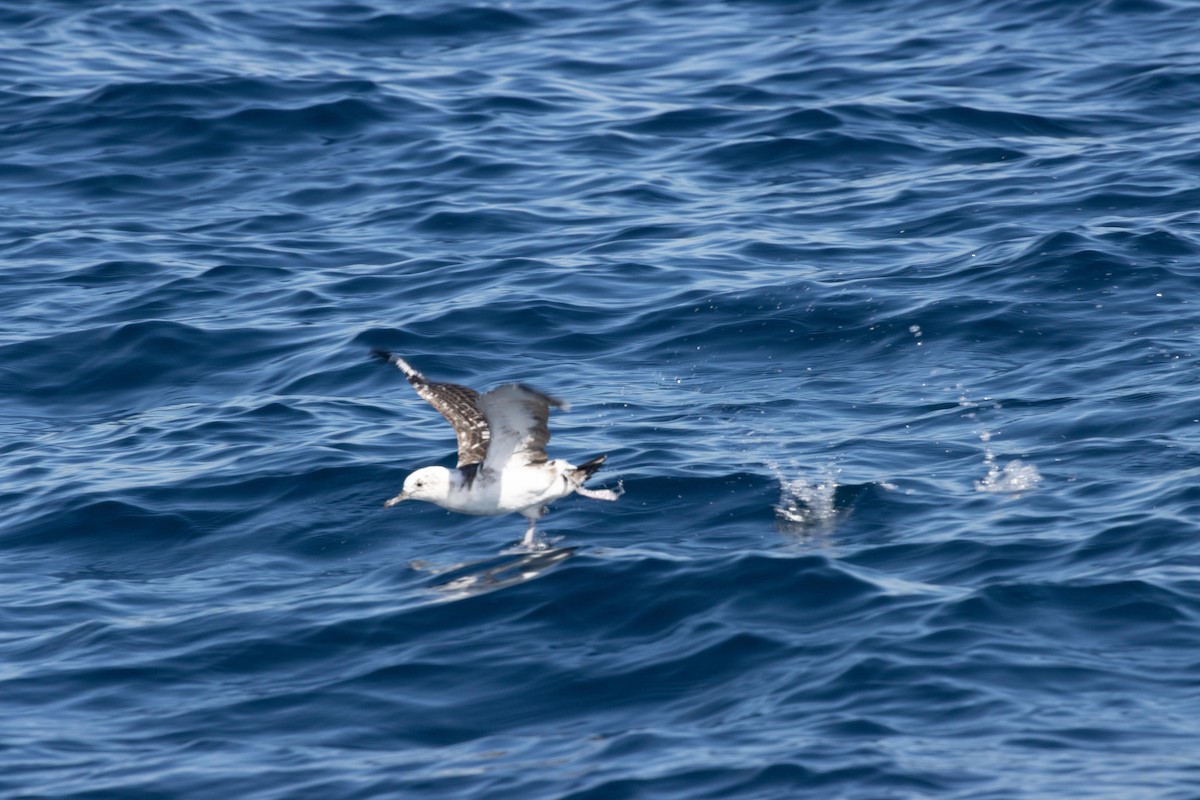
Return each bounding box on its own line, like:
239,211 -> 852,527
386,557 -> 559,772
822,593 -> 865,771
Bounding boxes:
384,492 -> 408,508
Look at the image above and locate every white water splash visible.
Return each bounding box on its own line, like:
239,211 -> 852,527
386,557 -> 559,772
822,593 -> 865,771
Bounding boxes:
974,431 -> 1042,493
958,391 -> 1042,495
772,464 -> 840,533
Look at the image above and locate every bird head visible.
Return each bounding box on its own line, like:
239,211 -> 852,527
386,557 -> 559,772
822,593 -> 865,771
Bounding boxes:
384,466 -> 452,507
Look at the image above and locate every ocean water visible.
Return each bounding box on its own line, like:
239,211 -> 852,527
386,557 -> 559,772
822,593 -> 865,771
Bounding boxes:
3,0 -> 1200,796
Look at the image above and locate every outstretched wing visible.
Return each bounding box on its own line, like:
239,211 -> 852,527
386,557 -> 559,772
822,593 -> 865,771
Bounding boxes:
478,383 -> 569,472
373,350 -> 489,467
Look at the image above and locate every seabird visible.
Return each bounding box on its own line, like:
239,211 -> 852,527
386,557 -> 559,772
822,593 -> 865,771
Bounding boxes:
373,350 -> 622,546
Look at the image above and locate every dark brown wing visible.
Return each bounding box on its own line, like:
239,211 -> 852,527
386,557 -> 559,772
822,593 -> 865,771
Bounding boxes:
373,350 -> 490,467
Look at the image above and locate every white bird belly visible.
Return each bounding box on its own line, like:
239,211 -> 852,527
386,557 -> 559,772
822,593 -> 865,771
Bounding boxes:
496,465 -> 570,513
441,464 -> 570,516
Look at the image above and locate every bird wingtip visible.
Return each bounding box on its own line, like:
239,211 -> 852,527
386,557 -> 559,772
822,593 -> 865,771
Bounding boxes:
507,382 -> 569,411
371,349 -> 420,378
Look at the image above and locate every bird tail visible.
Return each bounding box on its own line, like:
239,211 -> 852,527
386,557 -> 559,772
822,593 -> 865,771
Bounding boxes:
572,454 -> 607,483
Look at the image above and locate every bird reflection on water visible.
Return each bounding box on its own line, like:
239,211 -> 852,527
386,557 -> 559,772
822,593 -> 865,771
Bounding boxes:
411,546 -> 578,599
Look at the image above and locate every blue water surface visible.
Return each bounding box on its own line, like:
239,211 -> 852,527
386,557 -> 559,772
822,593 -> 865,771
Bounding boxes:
3,0 -> 1200,797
